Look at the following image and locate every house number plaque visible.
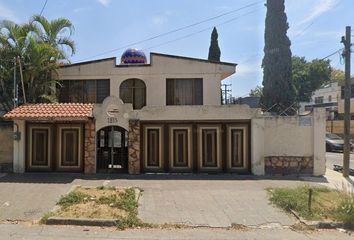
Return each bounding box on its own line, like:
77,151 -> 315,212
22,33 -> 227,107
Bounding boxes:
107,117 -> 118,124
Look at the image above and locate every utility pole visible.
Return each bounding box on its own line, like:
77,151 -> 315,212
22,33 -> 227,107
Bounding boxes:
341,26 -> 351,177
221,84 -> 232,104
13,57 -> 17,108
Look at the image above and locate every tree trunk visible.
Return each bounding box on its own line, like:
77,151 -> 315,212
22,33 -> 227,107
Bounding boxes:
17,57 -> 26,104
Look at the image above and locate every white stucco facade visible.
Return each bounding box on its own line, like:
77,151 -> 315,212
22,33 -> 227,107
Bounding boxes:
250,108 -> 326,176
57,53 -> 236,107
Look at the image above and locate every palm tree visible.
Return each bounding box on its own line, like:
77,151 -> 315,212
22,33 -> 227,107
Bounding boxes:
31,15 -> 76,59
0,46 -> 16,111
24,37 -> 61,102
0,20 -> 36,103
0,15 -> 76,106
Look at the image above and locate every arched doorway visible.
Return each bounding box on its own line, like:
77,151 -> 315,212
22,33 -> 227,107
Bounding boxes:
96,126 -> 128,173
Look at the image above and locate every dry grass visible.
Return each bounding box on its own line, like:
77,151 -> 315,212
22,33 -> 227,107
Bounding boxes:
76,187 -> 125,199
44,186 -> 145,229
55,201 -> 128,219
268,185 -> 354,224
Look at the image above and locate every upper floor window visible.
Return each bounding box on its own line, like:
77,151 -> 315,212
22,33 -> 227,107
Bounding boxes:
59,79 -> 110,103
328,95 -> 332,102
314,96 -> 324,104
119,79 -> 146,109
166,78 -> 203,105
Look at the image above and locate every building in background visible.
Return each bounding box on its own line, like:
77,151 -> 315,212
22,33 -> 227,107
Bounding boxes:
232,96 -> 260,109
300,82 -> 340,120
327,79 -> 354,136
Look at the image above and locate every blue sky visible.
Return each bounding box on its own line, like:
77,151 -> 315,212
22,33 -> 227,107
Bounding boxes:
0,0 -> 353,97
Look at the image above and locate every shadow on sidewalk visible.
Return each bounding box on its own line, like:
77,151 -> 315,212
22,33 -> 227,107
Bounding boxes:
344,176 -> 354,187
0,172 -> 330,184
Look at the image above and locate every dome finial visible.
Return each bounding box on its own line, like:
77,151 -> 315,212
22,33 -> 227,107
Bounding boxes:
121,48 -> 147,64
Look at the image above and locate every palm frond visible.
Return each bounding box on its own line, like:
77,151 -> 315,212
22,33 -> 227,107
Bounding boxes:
50,18 -> 74,39
57,36 -> 76,55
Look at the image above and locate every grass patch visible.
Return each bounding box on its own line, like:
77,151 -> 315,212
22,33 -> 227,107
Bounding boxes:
58,191 -> 90,208
40,211 -> 55,224
45,186 -> 146,229
267,185 -> 354,224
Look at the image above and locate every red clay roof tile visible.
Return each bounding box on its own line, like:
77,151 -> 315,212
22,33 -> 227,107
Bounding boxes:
4,103 -> 94,120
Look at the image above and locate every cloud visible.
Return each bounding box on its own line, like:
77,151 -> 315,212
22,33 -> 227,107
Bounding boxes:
237,60 -> 262,76
300,0 -> 338,25
0,3 -> 20,22
152,16 -> 167,26
97,0 -> 111,7
73,7 -> 88,13
152,11 -> 173,26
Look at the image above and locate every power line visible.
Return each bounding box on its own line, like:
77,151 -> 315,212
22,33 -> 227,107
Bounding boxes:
39,0 -> 48,16
144,8 -> 261,51
292,21 -> 315,40
76,0 -> 263,62
321,48 -> 343,60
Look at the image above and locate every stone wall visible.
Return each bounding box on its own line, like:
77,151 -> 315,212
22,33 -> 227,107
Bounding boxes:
264,156 -> 313,175
128,119 -> 140,174
0,122 -> 13,172
84,120 -> 96,174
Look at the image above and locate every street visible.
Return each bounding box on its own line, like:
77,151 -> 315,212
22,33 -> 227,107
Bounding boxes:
326,152 -> 354,170
0,223 -> 352,240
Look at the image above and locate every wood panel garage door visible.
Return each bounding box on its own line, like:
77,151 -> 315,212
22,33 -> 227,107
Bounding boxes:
26,123 -> 84,172
141,122 -> 250,174
27,124 -> 52,171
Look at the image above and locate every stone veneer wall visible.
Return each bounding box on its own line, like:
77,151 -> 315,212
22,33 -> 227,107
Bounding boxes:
128,119 -> 140,174
264,156 -> 313,175
84,120 -> 96,174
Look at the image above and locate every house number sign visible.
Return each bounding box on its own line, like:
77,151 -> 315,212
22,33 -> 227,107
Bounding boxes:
107,117 -> 118,123
106,104 -> 119,124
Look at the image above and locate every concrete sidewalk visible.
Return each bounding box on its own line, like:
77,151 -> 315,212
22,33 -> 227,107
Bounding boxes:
302,168 -> 354,191
0,174 -> 74,221
0,173 -> 320,227
73,177 -> 303,228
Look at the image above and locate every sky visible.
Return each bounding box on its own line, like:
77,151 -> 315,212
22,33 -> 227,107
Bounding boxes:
0,0 -> 353,98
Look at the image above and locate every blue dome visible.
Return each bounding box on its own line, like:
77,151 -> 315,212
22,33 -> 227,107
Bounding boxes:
121,48 -> 147,64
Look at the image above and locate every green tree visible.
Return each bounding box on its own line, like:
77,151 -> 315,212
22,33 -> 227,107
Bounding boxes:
0,20 -> 36,105
208,27 -> 221,61
292,56 -> 332,102
331,68 -> 345,84
23,37 -> 61,103
31,15 -> 75,59
0,46 -> 15,111
0,15 -> 75,111
261,0 -> 296,114
249,86 -> 263,97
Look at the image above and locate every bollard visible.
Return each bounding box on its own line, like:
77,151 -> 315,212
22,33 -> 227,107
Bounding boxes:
308,188 -> 313,212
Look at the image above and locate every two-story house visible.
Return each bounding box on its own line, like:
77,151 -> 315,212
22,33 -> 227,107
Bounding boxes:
299,82 -> 340,120
5,49 -> 258,174
4,48 -> 326,176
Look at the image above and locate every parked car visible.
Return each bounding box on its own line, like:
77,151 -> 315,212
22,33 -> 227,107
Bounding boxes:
326,133 -> 353,152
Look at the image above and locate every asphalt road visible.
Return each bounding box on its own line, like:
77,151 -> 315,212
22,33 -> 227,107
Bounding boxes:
0,223 -> 353,240
326,152 -> 354,170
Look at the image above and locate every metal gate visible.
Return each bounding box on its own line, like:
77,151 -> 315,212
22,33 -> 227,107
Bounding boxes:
96,126 -> 128,173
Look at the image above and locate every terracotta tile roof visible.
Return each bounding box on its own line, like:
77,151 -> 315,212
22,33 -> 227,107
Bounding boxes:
4,103 -> 94,120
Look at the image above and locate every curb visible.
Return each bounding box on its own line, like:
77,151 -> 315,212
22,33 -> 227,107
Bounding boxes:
43,187 -> 142,227
289,209 -> 354,230
46,217 -> 118,227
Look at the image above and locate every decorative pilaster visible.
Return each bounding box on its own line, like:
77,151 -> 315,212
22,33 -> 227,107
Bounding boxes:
84,120 -> 96,174
128,119 -> 141,174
